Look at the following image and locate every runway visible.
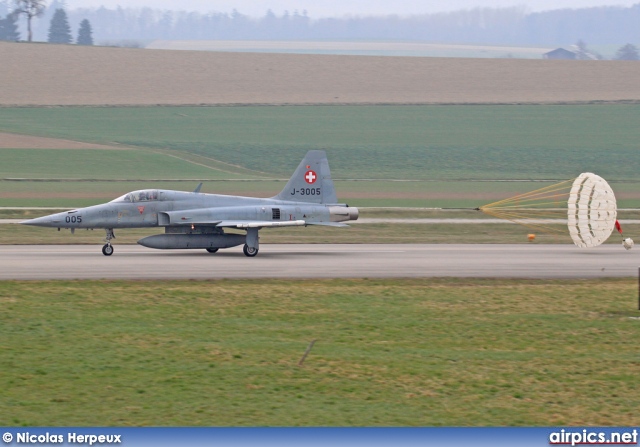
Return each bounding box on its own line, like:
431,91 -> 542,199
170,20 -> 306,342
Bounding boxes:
0,244 -> 638,280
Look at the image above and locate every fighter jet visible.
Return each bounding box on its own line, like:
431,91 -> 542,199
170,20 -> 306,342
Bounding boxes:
21,150 -> 358,257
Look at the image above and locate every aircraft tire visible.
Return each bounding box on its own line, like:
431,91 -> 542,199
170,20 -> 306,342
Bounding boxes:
206,248 -> 219,254
243,244 -> 259,257
102,244 -> 114,256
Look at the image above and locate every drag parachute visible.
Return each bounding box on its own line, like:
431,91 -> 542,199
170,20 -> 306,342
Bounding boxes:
480,172 -> 620,248
567,173 -> 616,248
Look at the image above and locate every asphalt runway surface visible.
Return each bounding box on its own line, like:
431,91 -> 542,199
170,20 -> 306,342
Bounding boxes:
0,244 -> 638,280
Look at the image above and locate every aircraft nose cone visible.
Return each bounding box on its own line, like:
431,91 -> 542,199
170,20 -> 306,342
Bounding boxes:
21,215 -> 58,227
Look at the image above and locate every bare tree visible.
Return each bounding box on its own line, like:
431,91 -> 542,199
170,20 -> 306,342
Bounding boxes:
572,39 -> 603,60
13,0 -> 46,42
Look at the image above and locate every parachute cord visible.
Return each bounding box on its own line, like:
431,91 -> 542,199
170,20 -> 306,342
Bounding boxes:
479,207 -> 568,235
481,179 -> 574,209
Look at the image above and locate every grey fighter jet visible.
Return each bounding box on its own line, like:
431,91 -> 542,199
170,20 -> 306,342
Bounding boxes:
22,150 -> 358,257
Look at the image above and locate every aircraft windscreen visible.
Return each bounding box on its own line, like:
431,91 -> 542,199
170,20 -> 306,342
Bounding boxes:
110,190 -> 159,203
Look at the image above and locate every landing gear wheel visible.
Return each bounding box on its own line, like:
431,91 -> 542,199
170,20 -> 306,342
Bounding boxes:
206,248 -> 219,254
243,244 -> 258,257
103,229 -> 115,256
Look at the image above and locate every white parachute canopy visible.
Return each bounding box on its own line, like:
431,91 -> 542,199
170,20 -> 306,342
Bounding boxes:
567,172 -> 617,248
480,172 -> 619,248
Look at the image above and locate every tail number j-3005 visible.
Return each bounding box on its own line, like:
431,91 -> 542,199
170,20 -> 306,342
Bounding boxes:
65,215 -> 82,223
291,188 -> 321,196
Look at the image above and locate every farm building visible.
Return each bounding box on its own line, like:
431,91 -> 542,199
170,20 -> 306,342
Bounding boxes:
543,48 -> 577,60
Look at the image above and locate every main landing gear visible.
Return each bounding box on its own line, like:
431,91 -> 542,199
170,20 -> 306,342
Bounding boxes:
102,228 -> 115,256
243,228 -> 259,257
243,244 -> 259,257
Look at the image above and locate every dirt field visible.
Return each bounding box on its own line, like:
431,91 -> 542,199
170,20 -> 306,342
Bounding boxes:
2,41 -> 640,106
0,132 -> 122,149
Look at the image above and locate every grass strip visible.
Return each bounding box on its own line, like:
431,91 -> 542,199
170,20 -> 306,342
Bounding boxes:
2,278 -> 639,426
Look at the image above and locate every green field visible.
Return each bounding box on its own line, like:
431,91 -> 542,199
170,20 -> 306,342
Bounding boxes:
1,105 -> 639,180
1,105 -> 640,208
0,149 -> 253,180
2,278 -> 639,426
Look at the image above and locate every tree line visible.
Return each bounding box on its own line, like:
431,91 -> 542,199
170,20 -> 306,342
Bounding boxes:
0,0 -> 92,44
0,1 -> 638,59
54,4 -> 640,47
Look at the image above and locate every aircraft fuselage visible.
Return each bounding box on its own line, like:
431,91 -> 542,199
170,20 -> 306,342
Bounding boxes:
23,190 -> 357,230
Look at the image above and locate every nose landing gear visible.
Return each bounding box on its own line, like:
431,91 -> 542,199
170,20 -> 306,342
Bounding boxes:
102,228 -> 115,256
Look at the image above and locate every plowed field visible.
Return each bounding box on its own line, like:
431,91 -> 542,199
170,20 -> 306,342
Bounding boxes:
2,41 -> 640,106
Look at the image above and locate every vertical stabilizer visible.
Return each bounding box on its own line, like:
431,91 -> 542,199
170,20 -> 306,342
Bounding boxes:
273,150 -> 338,204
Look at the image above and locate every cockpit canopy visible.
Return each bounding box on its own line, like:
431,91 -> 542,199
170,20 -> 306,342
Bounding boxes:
110,190 -> 159,203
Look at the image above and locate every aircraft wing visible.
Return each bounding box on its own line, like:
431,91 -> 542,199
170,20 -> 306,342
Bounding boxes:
306,222 -> 350,227
161,211 -> 307,228
216,220 -> 307,228
169,217 -> 344,228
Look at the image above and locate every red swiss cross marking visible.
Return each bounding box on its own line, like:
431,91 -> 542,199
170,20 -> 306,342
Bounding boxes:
304,170 -> 317,184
